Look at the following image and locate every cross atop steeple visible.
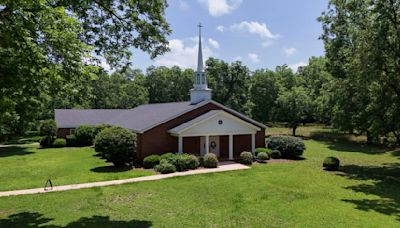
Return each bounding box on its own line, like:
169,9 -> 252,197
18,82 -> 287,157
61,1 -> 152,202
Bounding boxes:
190,23 -> 212,104
197,23 -> 204,73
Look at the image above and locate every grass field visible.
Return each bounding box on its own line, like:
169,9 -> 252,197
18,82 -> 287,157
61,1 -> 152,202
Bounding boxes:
0,144 -> 155,191
0,127 -> 399,227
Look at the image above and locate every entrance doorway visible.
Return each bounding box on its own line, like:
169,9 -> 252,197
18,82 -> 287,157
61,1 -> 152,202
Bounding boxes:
200,136 -> 220,157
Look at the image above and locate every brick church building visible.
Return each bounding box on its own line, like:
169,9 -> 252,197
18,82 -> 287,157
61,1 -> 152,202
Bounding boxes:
55,25 -> 266,161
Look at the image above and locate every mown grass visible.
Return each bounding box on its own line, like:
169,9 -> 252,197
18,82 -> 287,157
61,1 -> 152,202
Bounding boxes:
0,138 -> 399,227
0,144 -> 155,191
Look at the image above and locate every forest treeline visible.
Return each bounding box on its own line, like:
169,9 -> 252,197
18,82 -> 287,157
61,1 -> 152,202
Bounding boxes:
1,0 -> 400,144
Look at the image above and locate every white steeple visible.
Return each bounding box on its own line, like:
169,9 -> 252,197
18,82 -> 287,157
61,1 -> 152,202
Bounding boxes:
190,23 -> 212,104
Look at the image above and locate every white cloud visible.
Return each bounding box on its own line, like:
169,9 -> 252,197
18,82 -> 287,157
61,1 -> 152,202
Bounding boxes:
178,0 -> 190,10
288,61 -> 307,72
208,38 -> 220,49
248,53 -> 260,63
284,47 -> 297,56
155,38 -> 215,68
216,25 -> 225,32
198,0 -> 242,16
261,41 -> 273,48
234,56 -> 242,61
230,21 -> 279,39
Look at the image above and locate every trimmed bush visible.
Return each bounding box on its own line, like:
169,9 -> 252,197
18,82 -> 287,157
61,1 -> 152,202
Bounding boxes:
143,155 -> 161,169
173,154 -> 188,172
74,125 -> 96,146
52,138 -> 66,147
254,147 -> 271,156
257,152 -> 269,162
94,126 -> 136,167
185,154 -> 200,170
270,150 -> 281,159
39,136 -> 54,147
266,136 -> 305,158
240,151 -> 253,165
203,153 -> 218,168
160,153 -> 176,162
155,162 -> 176,174
39,120 -> 57,137
323,157 -> 340,171
94,124 -> 110,136
66,135 -> 77,147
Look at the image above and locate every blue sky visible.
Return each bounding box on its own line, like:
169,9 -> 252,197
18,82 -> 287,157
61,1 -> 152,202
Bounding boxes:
126,0 -> 329,72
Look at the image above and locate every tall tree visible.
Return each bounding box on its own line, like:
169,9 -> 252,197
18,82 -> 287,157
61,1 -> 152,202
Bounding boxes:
0,0 -> 170,135
320,0 -> 400,144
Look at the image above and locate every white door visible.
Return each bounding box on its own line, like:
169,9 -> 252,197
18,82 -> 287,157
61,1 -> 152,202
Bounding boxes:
200,136 -> 220,157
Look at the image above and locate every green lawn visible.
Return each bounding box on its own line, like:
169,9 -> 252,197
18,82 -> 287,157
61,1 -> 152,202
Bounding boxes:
0,139 -> 399,227
0,144 -> 155,191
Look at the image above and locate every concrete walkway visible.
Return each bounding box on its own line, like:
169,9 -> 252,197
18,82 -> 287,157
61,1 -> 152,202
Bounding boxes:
0,162 -> 249,197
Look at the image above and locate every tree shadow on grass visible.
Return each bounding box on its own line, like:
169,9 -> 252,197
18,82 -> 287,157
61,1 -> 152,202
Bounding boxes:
90,166 -> 132,173
0,212 -> 152,228
0,146 -> 34,157
338,163 -> 400,220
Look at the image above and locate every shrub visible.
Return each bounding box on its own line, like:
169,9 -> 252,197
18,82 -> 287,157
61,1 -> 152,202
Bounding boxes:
266,136 -> 305,158
66,135 -> 77,147
160,153 -> 176,162
240,151 -> 253,165
94,126 -> 136,167
39,136 -> 54,147
270,150 -> 281,159
203,153 -> 218,168
143,155 -> 161,169
52,138 -> 66,147
257,152 -> 270,162
323,157 -> 340,171
155,162 -> 176,174
74,125 -> 96,146
185,154 -> 200,170
173,154 -> 188,172
94,124 -> 110,136
254,147 -> 271,156
39,120 -> 57,137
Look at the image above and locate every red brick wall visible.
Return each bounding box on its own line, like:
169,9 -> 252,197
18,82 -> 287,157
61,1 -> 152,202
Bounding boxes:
57,128 -> 71,138
136,102 -> 265,161
183,137 -> 200,155
219,135 -> 229,158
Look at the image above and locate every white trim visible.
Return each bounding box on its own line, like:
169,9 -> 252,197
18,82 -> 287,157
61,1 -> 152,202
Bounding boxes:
139,100 -> 266,133
178,136 -> 183,154
170,132 -> 256,137
251,133 -> 256,155
229,134 -> 233,160
169,110 -> 260,135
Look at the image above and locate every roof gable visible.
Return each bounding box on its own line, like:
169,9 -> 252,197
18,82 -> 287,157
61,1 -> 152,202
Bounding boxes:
169,110 -> 261,136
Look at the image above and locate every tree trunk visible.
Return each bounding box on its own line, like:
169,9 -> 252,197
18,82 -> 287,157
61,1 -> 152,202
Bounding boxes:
292,125 -> 297,137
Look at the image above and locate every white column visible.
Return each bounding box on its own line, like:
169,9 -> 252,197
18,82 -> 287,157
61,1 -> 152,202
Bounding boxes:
229,134 -> 233,160
251,133 -> 256,156
205,135 -> 210,154
178,136 -> 183,154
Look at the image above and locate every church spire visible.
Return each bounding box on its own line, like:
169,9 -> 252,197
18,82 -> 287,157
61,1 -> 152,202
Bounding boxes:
190,23 -> 212,105
197,23 -> 204,73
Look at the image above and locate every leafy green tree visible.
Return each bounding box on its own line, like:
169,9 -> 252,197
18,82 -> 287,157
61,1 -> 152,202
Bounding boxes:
0,0 -> 170,136
319,0 -> 400,144
275,87 -> 313,136
206,58 -> 251,113
248,69 -> 280,123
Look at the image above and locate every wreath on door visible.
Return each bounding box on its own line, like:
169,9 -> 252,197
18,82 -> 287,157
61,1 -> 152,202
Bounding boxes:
210,141 -> 217,149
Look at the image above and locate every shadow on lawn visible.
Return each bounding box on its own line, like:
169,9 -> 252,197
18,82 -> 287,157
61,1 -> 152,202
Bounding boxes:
338,163 -> 400,220
90,166 -> 132,173
0,146 -> 34,157
0,212 -> 152,227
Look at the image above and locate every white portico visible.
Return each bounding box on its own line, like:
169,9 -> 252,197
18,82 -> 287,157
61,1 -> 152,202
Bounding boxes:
169,110 -> 260,160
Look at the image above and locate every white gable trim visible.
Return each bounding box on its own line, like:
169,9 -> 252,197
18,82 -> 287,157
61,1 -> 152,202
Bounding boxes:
139,100 -> 266,133
169,110 -> 261,136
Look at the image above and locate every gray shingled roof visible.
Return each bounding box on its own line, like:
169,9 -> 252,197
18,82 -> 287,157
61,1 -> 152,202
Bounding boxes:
55,100 -> 266,133
55,101 -> 198,132
55,109 -> 125,129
